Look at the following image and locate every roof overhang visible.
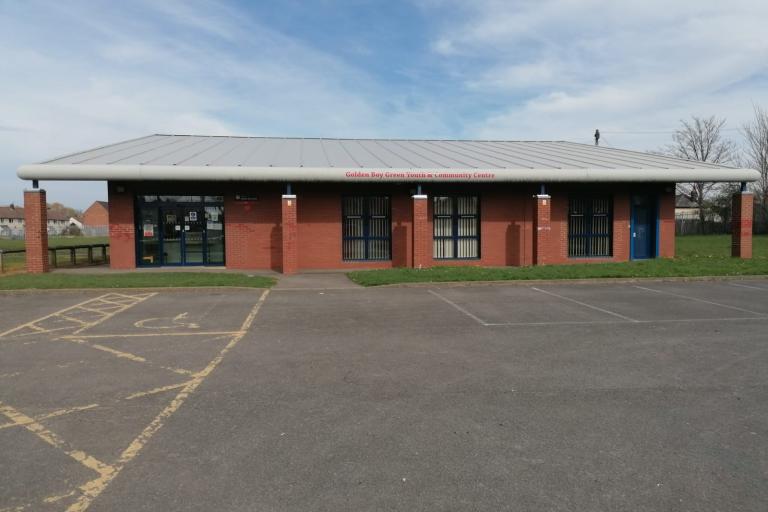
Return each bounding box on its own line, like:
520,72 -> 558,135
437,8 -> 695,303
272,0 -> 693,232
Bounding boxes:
17,164 -> 761,183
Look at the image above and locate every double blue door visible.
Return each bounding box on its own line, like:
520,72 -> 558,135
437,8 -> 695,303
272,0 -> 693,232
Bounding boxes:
631,195 -> 657,260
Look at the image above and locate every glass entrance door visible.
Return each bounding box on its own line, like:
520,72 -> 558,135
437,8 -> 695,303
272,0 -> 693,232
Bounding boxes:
183,206 -> 205,264
162,207 -> 183,265
136,195 -> 225,266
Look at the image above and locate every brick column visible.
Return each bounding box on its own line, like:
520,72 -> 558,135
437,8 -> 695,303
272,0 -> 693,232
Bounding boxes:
412,194 -> 430,269
281,194 -> 298,274
24,189 -> 49,273
108,184 -> 136,269
658,189 -> 676,258
732,191 -> 753,258
533,194 -> 552,265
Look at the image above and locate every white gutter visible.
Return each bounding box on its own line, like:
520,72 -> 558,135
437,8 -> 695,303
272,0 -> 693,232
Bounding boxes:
17,164 -> 761,183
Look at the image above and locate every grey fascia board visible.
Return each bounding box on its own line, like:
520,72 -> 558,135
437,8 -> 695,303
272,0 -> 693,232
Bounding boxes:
17,164 -> 761,183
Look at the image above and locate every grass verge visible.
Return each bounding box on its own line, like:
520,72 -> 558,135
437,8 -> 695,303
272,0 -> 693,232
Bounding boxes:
348,235 -> 768,286
0,272 -> 275,290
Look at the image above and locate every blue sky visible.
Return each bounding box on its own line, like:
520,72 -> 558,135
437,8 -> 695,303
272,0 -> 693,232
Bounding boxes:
2,0 -> 767,208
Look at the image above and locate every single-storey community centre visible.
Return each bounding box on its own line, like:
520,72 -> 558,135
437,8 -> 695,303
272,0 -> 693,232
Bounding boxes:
17,134 -> 759,274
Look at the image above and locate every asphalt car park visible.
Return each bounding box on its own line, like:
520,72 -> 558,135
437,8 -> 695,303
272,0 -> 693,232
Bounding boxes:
1,279 -> 767,511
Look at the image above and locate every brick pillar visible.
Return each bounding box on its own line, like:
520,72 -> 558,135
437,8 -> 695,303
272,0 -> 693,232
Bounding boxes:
24,189 -> 49,273
281,194 -> 298,274
108,184 -> 136,269
732,192 -> 753,258
658,189 -> 676,258
533,194 -> 552,265
412,194 -> 430,269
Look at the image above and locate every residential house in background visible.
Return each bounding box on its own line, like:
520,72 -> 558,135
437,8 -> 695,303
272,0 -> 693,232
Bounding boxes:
0,203 -> 72,237
0,205 -> 25,237
674,194 -> 701,220
82,200 -> 109,227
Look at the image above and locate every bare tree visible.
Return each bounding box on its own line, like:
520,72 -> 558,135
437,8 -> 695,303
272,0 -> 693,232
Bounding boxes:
742,105 -> 768,232
662,116 -> 736,233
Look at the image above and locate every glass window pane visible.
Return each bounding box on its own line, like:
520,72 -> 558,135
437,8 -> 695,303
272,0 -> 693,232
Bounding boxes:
342,196 -> 390,261
569,196 -> 612,257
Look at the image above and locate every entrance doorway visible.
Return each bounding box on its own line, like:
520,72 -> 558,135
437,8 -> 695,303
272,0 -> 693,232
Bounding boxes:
631,194 -> 657,260
136,195 -> 224,266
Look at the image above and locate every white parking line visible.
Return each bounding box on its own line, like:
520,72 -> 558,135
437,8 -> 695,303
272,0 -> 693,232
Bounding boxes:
428,289 -> 488,326
633,285 -> 765,316
729,282 -> 768,291
485,316 -> 768,327
531,287 -> 640,323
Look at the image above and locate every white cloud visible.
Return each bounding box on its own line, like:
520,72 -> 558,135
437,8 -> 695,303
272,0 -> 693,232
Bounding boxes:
431,0 -> 768,147
0,0 -> 451,207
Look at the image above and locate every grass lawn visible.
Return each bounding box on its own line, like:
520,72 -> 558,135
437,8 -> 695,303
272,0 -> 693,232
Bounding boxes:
347,234 -> 768,286
0,272 -> 275,290
0,236 -> 110,272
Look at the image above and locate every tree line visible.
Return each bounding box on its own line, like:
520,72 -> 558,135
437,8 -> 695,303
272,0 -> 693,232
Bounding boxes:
662,106 -> 768,234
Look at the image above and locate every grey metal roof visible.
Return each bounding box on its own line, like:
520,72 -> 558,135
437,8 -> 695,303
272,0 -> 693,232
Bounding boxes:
18,134 -> 760,183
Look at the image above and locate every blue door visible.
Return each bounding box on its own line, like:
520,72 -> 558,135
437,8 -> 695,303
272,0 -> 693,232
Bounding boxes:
631,195 -> 657,259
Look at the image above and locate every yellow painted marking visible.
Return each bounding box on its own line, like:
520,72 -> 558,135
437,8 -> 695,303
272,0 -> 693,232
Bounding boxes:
93,297 -> 137,307
124,381 -> 192,400
37,404 -> 100,421
61,331 -> 243,339
56,314 -> 91,326
0,505 -> 29,512
74,305 -> 123,315
0,402 -> 114,478
0,293 -> 156,339
66,289 -> 271,512
164,367 -> 194,376
90,343 -> 148,363
0,403 -> 100,431
134,312 -> 200,330
44,490 -> 77,503
55,336 -> 195,377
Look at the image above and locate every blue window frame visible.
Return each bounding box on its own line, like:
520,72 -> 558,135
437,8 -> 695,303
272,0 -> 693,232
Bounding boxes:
433,196 -> 480,259
568,196 -> 612,257
342,196 -> 391,261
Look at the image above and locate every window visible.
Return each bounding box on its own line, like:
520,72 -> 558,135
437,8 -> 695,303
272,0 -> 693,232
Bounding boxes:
568,197 -> 612,257
342,196 -> 391,260
433,196 -> 480,259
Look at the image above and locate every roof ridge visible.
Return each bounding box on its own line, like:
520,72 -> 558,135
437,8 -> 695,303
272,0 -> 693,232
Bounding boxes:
153,133 -> 570,143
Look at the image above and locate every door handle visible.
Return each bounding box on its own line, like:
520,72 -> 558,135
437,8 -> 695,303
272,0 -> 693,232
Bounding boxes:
632,232 -> 637,238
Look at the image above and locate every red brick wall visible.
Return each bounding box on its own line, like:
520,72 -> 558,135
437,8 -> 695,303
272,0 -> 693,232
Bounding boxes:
108,185 -> 135,269
102,181 -> 676,271
547,187 -> 636,264
658,188 -> 676,258
24,190 -> 49,273
82,202 -> 109,226
281,195 -> 298,274
732,192 -> 753,258
225,186 -> 282,271
295,184 -> 413,270
412,195 -> 429,269
421,185 -> 534,268
533,195 -> 552,265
